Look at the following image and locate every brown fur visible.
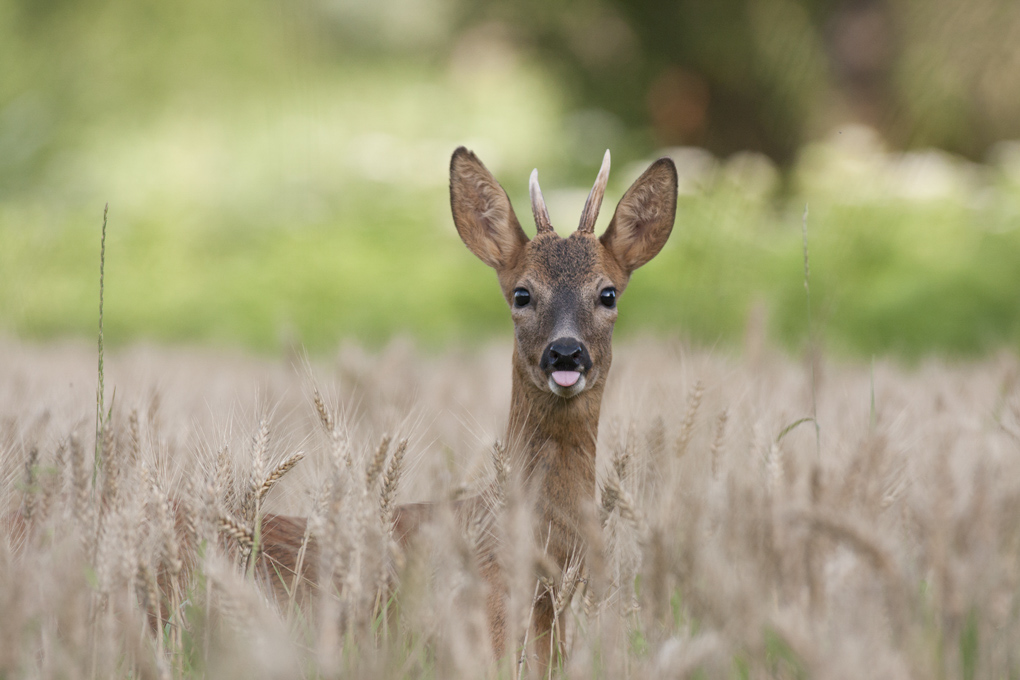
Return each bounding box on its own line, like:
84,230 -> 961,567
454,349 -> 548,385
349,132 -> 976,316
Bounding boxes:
253,502 -> 440,608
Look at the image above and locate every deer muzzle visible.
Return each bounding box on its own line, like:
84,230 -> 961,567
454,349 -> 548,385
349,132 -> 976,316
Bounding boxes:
540,338 -> 593,396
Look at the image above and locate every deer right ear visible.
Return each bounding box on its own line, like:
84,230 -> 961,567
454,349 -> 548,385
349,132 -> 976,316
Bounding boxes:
600,157 -> 678,274
450,147 -> 528,271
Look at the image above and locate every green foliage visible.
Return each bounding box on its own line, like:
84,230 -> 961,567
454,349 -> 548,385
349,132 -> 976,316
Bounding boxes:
4,0 -> 1020,358
4,163 -> 1020,357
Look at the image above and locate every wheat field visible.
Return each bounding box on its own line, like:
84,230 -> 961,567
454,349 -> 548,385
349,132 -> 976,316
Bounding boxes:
2,334 -> 1020,679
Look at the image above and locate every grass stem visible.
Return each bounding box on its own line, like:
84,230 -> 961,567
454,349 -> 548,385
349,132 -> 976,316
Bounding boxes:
94,203 -> 108,487
802,203 -> 820,456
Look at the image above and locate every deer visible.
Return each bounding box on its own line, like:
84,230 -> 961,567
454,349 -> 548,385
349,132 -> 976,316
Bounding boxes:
254,147 -> 678,667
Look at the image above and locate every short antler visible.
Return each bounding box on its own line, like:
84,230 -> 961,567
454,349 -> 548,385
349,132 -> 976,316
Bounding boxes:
577,149 -> 610,234
530,169 -> 554,234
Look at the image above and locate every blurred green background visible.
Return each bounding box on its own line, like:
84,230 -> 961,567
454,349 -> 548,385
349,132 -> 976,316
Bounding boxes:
2,0 -> 1020,357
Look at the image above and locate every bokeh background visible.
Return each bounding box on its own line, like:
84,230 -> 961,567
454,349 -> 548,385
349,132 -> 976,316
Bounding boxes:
2,0 -> 1020,357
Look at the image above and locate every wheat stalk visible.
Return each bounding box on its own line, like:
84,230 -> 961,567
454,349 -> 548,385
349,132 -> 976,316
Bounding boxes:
802,203 -> 821,456
100,415 -> 118,510
94,203 -> 108,487
675,380 -> 703,458
311,386 -> 335,433
241,419 -> 270,525
256,451 -> 305,503
218,513 -> 255,552
379,438 -> 408,527
710,409 -> 728,479
603,470 -> 649,542
365,434 -> 390,491
599,480 -> 618,526
127,408 -> 141,456
250,419 -> 269,497
612,423 -> 634,483
491,439 -> 509,509
71,434 -> 92,534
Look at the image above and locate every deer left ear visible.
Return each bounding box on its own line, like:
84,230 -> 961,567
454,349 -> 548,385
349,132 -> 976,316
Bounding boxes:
600,158 -> 678,273
450,147 -> 529,272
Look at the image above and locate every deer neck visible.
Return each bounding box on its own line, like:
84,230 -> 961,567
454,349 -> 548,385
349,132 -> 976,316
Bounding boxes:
506,353 -> 604,564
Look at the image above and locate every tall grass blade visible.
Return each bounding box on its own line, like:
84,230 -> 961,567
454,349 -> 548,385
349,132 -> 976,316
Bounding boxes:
94,203 -> 108,488
802,203 -> 820,456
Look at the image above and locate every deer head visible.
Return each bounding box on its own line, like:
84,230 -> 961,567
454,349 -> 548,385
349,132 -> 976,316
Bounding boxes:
450,148 -> 678,402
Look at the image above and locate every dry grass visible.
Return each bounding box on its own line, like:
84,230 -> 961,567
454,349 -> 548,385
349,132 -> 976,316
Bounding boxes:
3,335 -> 1020,679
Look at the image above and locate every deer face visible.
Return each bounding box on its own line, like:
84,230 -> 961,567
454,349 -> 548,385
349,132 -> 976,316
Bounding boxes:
450,148 -> 677,399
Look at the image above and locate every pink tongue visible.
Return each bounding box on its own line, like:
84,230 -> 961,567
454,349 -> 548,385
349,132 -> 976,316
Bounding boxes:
552,371 -> 581,387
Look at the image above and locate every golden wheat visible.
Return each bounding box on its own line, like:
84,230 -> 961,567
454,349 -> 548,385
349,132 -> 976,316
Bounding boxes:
3,337 -> 1020,678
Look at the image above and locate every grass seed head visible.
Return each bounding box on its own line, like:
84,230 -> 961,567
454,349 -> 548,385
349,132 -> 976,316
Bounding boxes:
379,438 -> 408,527
675,380 -> 704,458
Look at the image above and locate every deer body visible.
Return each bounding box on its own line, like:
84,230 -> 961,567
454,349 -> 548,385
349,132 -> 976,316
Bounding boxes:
254,148 -> 678,665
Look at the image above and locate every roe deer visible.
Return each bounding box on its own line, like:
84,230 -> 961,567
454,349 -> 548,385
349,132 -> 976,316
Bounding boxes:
237,147 -> 677,667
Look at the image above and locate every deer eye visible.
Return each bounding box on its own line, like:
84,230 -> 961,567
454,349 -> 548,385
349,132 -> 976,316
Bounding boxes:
600,287 -> 617,308
513,288 -> 531,307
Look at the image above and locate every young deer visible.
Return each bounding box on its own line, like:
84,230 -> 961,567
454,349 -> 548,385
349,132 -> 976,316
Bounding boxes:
258,147 -> 678,666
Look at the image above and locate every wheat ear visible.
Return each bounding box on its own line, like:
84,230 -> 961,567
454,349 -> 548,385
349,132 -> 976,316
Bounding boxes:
257,451 -> 306,503
379,438 -> 408,527
676,380 -> 704,458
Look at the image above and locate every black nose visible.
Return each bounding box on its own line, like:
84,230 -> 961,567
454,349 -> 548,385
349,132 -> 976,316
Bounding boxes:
540,337 -> 592,373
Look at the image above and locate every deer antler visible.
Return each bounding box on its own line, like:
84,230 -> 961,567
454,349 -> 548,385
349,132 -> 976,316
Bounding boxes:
577,149 -> 610,234
530,168 -> 554,234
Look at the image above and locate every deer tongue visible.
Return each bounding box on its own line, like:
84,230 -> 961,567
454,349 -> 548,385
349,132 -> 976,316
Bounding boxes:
551,371 -> 581,387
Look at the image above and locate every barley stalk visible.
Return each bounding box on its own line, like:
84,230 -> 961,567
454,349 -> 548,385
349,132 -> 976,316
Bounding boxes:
379,438 -> 408,527
554,555 -> 583,619
676,380 -> 703,458
21,446 -> 39,527
605,473 -> 649,541
257,451 -> 306,503
491,439 -> 509,509
71,434 -> 91,530
101,416 -> 118,510
312,386 -> 334,433
154,490 -> 182,576
365,434 -> 390,491
218,513 -> 255,552
250,419 -> 269,497
94,203 -> 108,487
242,419 -> 270,524
802,203 -> 821,456
599,478 -> 619,526
127,409 -> 141,470
613,423 -> 634,483
710,409 -> 728,479
214,445 -> 231,501
53,439 -> 68,507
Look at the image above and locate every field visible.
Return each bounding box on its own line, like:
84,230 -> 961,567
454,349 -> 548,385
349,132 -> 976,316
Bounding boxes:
4,335 -> 1020,679
6,1 -> 1020,677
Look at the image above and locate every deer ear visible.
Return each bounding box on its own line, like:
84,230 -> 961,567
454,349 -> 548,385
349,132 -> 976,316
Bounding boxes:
600,158 -> 678,273
450,147 -> 528,271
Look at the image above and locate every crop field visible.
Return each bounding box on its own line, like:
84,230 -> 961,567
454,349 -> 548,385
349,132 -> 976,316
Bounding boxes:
3,335 -> 1020,679
6,1 -> 1020,677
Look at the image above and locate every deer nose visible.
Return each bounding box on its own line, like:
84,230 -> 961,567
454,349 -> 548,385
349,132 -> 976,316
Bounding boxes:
541,338 -> 592,373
